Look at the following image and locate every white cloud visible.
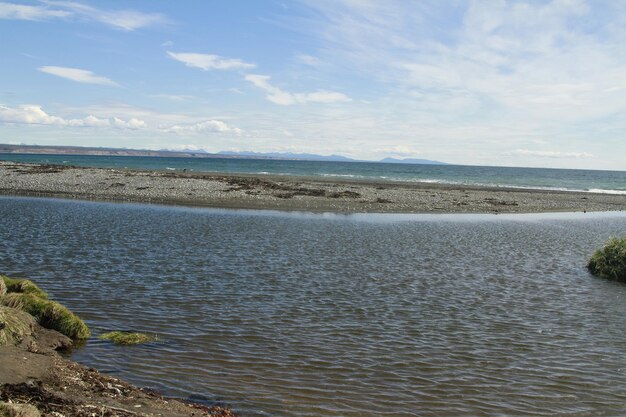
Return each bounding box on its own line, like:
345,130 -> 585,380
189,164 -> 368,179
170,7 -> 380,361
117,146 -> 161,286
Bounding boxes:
167,51 -> 255,71
0,104 -> 144,129
165,120 -> 242,135
0,2 -> 70,20
508,149 -> 594,159
82,115 -> 109,127
0,104 -> 69,126
0,104 -> 239,135
112,117 -> 147,130
245,74 -> 351,105
39,66 -> 118,86
42,0 -> 168,31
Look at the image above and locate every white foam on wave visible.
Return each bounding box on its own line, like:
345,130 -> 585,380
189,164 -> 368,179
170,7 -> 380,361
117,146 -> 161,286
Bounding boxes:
381,177 -> 626,195
320,173 -> 365,179
588,188 -> 626,195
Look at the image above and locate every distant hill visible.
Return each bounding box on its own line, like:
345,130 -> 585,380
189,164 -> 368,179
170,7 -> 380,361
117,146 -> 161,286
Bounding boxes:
218,151 -> 449,165
380,157 -> 448,165
217,151 -> 357,162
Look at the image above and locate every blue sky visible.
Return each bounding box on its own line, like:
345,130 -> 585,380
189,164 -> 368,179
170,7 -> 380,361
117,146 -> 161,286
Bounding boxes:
1,0 -> 625,170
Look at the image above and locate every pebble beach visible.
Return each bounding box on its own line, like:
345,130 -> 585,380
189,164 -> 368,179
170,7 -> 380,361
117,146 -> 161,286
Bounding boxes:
1,161 -> 625,214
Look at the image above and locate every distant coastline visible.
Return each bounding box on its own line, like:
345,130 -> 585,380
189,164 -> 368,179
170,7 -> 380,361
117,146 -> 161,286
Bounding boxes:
0,144 -> 447,165
2,150 -> 625,195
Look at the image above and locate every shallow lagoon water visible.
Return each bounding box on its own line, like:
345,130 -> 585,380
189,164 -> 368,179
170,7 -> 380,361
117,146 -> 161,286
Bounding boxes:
1,196 -> 626,416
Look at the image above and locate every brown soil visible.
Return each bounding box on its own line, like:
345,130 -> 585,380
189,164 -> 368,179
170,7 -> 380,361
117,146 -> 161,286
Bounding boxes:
0,345 -> 238,417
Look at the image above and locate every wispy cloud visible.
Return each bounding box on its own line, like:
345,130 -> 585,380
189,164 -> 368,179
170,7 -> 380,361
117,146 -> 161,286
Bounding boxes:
150,94 -> 195,102
0,2 -> 70,20
42,0 -> 168,31
0,104 -> 144,129
39,66 -> 118,86
294,0 -> 626,123
295,54 -> 322,67
245,74 -> 350,105
167,52 -> 255,71
508,149 -> 594,159
268,0 -> 626,167
0,1 -> 167,30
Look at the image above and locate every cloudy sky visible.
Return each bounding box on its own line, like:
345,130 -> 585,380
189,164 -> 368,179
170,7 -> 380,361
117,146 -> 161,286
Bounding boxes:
1,0 -> 625,170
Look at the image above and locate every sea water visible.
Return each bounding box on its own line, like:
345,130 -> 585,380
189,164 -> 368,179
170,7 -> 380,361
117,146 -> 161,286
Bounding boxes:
1,196 -> 626,416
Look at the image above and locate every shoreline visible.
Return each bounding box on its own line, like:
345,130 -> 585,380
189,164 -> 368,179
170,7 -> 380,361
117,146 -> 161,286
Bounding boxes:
0,344 -> 238,417
0,275 -> 238,417
1,161 -> 625,214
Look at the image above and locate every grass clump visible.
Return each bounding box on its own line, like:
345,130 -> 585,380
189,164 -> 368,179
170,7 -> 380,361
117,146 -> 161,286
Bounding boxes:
0,306 -> 36,346
99,331 -> 156,345
1,293 -> 90,340
588,237 -> 626,282
0,275 -> 48,299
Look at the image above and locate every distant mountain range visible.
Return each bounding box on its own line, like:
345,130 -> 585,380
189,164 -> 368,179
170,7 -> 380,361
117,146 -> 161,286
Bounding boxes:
0,144 -> 448,165
218,151 -> 447,165
379,157 -> 448,165
217,151 -> 356,162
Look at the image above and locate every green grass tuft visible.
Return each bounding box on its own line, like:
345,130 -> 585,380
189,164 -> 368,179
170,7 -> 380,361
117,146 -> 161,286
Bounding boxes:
0,306 -> 36,346
0,275 -> 48,299
99,331 -> 157,345
588,237 -> 626,282
1,293 -> 90,340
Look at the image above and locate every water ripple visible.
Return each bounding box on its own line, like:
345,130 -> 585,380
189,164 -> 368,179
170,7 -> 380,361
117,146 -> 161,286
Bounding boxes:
2,197 -> 626,416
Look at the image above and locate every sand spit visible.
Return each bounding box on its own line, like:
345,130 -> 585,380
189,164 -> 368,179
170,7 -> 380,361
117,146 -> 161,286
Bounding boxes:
0,161 -> 625,213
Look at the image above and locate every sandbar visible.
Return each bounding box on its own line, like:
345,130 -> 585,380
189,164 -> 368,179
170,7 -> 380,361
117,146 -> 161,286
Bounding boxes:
1,161 -> 624,214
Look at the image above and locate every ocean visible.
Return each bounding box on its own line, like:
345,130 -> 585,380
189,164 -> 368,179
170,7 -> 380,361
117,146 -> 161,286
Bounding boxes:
2,196 -> 626,416
1,153 -> 626,195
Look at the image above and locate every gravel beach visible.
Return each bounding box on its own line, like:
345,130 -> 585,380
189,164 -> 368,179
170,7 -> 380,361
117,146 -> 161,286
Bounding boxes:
1,161 -> 625,213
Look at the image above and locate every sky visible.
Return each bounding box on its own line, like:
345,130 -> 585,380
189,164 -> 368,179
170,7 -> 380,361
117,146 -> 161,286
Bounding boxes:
1,0 -> 625,170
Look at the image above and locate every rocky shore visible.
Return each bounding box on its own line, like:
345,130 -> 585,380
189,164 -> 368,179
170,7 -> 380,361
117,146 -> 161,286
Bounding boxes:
0,275 -> 237,417
1,161 -> 625,214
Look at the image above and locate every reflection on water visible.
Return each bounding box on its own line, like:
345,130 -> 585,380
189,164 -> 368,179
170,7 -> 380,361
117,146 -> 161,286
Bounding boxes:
1,197 -> 626,417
